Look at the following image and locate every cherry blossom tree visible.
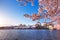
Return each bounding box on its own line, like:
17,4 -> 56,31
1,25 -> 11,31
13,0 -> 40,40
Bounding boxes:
16,0 -> 34,6
17,0 -> 60,30
39,0 -> 60,30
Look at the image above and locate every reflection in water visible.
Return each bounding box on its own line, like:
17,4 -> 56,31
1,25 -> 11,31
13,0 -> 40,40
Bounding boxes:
0,29 -> 60,40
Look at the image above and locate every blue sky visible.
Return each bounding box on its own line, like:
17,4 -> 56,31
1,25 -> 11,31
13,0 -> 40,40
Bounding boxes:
0,0 -> 49,26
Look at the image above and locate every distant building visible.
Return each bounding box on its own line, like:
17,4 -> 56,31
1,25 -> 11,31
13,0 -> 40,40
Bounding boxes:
14,24 -> 28,29
41,22 -> 47,28
41,22 -> 54,30
35,22 -> 41,28
47,23 -> 54,30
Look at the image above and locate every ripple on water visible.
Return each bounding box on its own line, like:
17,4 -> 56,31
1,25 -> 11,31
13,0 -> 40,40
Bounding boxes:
0,29 -> 59,40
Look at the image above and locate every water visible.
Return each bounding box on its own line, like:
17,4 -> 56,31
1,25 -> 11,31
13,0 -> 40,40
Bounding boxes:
0,29 -> 60,40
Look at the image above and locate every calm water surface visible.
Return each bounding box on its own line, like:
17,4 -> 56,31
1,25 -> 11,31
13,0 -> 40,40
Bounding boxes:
0,29 -> 60,40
